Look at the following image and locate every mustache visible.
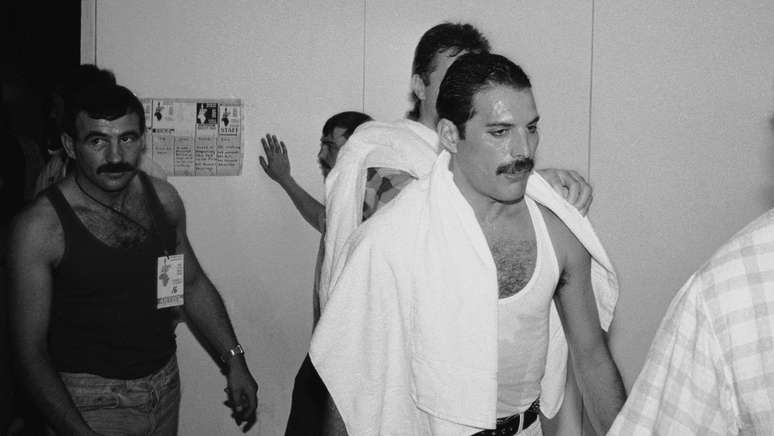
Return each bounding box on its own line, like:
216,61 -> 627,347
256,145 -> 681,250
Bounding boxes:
496,158 -> 534,175
97,162 -> 136,174
318,159 -> 331,171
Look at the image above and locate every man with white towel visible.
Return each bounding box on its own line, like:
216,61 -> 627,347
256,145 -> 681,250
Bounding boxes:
317,23 -> 593,311
310,53 -> 626,435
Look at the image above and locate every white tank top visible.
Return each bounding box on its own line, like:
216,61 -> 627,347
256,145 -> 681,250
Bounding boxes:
496,197 -> 560,417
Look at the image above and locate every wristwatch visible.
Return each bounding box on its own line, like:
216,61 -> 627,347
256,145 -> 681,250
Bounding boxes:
220,344 -> 245,363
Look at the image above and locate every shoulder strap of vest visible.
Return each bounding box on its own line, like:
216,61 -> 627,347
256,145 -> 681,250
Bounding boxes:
137,171 -> 178,252
45,185 -> 79,229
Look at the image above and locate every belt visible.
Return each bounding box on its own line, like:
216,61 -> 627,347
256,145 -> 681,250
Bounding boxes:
473,401 -> 540,436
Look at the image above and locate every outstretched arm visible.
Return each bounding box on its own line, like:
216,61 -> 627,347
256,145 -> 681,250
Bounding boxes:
537,168 -> 593,215
550,214 -> 625,434
161,183 -> 259,432
260,133 -> 325,232
7,206 -> 102,436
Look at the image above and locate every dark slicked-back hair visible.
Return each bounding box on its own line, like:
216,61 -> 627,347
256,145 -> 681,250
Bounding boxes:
437,52 -> 531,138
63,83 -> 146,138
57,64 -> 117,107
407,22 -> 490,120
322,111 -> 372,139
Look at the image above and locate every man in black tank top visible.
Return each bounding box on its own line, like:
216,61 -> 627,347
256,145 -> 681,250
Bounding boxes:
6,84 -> 258,435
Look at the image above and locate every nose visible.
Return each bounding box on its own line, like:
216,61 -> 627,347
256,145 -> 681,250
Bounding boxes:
318,145 -> 328,161
105,139 -> 124,163
509,128 -> 531,158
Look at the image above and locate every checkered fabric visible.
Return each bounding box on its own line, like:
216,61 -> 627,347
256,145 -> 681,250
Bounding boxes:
362,167 -> 414,220
608,208 -> 774,435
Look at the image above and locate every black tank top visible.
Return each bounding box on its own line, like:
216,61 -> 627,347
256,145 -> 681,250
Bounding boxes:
46,172 -> 178,379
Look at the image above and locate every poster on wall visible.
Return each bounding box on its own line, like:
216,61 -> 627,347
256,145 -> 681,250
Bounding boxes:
141,98 -> 243,176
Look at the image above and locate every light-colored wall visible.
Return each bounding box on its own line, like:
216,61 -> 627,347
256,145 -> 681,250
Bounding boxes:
593,0 -> 774,389
91,1 -> 774,435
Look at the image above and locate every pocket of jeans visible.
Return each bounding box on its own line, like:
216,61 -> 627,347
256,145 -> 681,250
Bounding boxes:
69,391 -> 121,411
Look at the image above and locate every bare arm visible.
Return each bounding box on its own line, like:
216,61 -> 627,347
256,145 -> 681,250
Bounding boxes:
161,183 -> 259,432
7,204 -> 102,436
260,134 -> 325,232
549,212 -> 625,434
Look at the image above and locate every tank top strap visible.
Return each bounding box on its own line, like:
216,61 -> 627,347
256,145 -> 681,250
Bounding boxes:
524,197 -> 559,279
45,186 -> 80,249
137,171 -> 177,253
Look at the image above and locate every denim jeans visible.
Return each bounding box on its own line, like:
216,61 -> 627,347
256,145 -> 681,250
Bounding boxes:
50,355 -> 180,436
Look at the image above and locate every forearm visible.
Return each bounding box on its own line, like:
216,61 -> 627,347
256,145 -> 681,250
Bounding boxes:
571,346 -> 626,435
183,275 -> 244,370
15,351 -> 98,435
278,177 -> 325,233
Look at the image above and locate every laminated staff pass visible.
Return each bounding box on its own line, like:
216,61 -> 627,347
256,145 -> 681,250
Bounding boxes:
157,254 -> 184,309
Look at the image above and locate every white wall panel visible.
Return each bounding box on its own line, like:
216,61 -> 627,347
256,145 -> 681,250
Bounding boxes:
591,0 -> 774,394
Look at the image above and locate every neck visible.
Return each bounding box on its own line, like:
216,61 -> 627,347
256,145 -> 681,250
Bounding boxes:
449,161 -> 528,226
471,195 -> 528,228
417,107 -> 437,130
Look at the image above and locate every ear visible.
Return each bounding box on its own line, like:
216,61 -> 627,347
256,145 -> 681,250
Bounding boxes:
61,132 -> 76,160
410,74 -> 426,102
437,118 -> 460,154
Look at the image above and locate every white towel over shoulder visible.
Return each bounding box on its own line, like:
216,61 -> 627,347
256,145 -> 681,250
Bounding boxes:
319,119 -> 439,310
313,141 -> 619,435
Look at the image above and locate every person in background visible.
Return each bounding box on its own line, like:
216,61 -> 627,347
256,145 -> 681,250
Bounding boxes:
260,110 -> 372,436
608,209 -> 774,432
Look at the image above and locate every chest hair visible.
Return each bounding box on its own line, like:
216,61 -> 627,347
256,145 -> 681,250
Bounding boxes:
485,233 -> 537,299
74,194 -> 154,249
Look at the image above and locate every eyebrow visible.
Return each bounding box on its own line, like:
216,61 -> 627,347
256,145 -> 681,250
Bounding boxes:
82,129 -> 141,142
485,115 -> 540,128
82,131 -> 110,142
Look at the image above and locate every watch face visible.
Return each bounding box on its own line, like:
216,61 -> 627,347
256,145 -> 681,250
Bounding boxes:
221,344 -> 245,363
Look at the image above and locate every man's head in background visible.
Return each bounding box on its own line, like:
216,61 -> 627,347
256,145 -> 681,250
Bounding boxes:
318,111 -> 372,177
407,22 -> 490,128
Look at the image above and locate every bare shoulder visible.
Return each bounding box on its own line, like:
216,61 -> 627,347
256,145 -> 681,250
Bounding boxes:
536,203 -> 589,271
8,194 -> 63,264
146,174 -> 185,223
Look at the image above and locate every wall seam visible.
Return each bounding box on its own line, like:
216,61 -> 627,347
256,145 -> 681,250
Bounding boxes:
581,2 -> 596,435
361,0 -> 367,111
586,0 -> 596,184
93,0 -> 98,64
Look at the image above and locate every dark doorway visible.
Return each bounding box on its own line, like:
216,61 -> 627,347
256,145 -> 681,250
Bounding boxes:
1,4 -> 81,435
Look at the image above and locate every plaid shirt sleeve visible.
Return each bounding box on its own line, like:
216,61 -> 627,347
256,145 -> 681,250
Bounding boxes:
362,168 -> 414,221
608,272 -> 740,436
